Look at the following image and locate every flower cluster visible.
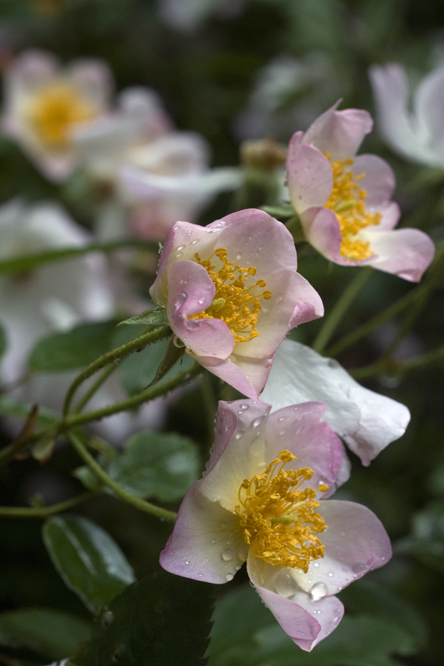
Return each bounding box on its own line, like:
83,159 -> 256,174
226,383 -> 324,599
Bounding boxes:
0,46 -> 433,656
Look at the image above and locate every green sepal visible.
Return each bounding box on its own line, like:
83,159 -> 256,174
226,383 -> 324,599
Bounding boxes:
148,334 -> 186,387
261,204 -> 296,219
117,305 -> 168,329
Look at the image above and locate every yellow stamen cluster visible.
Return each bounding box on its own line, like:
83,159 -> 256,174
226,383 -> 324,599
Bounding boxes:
26,83 -> 96,148
189,248 -> 272,344
324,155 -> 381,261
235,450 -> 328,572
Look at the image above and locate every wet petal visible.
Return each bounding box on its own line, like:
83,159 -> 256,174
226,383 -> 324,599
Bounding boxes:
265,403 -> 344,490
166,260 -> 235,358
292,500 -> 392,595
160,483 -> 247,584
261,339 -> 411,465
287,140 -> 333,213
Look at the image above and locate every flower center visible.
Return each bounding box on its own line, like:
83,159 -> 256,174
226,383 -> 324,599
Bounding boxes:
324,155 -> 381,262
26,83 -> 96,148
189,248 -> 271,344
235,450 -> 328,572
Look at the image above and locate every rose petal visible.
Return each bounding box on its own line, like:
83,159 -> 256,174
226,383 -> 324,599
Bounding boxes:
302,102 -> 373,160
292,500 -> 392,595
248,553 -> 344,651
363,227 -> 435,282
264,403 -> 344,490
166,260 -> 235,358
260,339 -> 411,465
287,141 -> 333,213
352,154 -> 396,205
300,208 -> 344,264
199,401 -> 270,510
160,483 -> 247,583
414,65 -> 444,164
369,64 -> 438,166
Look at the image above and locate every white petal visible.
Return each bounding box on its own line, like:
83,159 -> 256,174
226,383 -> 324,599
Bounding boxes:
260,339 -> 410,465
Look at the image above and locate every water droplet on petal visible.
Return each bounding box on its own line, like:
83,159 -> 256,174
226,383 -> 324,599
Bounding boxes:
352,563 -> 367,574
278,416 -> 286,422
221,549 -> 233,561
192,239 -> 199,245
225,573 -> 234,582
198,297 -> 206,305
328,572 -> 333,577
310,582 -> 328,601
252,416 -> 265,428
240,404 -> 249,410
177,245 -> 185,251
313,562 -> 319,568
185,560 -> 190,565
273,570 -> 298,598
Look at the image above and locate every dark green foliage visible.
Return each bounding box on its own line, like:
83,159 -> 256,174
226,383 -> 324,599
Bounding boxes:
76,572 -> 213,666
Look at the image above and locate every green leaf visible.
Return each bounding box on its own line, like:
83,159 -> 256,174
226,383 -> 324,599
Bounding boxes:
339,580 -> 428,648
42,516 -> 135,615
0,608 -> 90,660
117,305 -> 168,328
77,572 -> 213,666
0,322 -> 7,360
108,431 -> 199,501
28,321 -> 118,372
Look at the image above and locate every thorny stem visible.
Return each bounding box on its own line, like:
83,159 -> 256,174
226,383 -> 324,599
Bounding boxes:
73,364 -> 116,414
0,362 -> 204,467
62,326 -> 171,417
69,433 -> 177,522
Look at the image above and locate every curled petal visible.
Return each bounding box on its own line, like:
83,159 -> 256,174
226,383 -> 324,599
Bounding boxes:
300,208 -> 344,264
248,554 -> 344,651
261,339 -> 411,465
302,102 -> 373,160
166,260 -> 235,358
362,227 -> 435,282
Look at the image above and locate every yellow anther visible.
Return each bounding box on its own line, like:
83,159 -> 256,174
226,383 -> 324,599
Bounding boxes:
26,83 -> 96,148
324,156 -> 381,261
188,247 -> 272,343
235,450 -> 328,572
319,483 -> 329,492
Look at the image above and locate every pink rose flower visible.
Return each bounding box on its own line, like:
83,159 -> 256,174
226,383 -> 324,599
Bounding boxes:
2,49 -> 113,181
287,102 -> 435,282
160,399 -> 391,651
149,209 -> 324,399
